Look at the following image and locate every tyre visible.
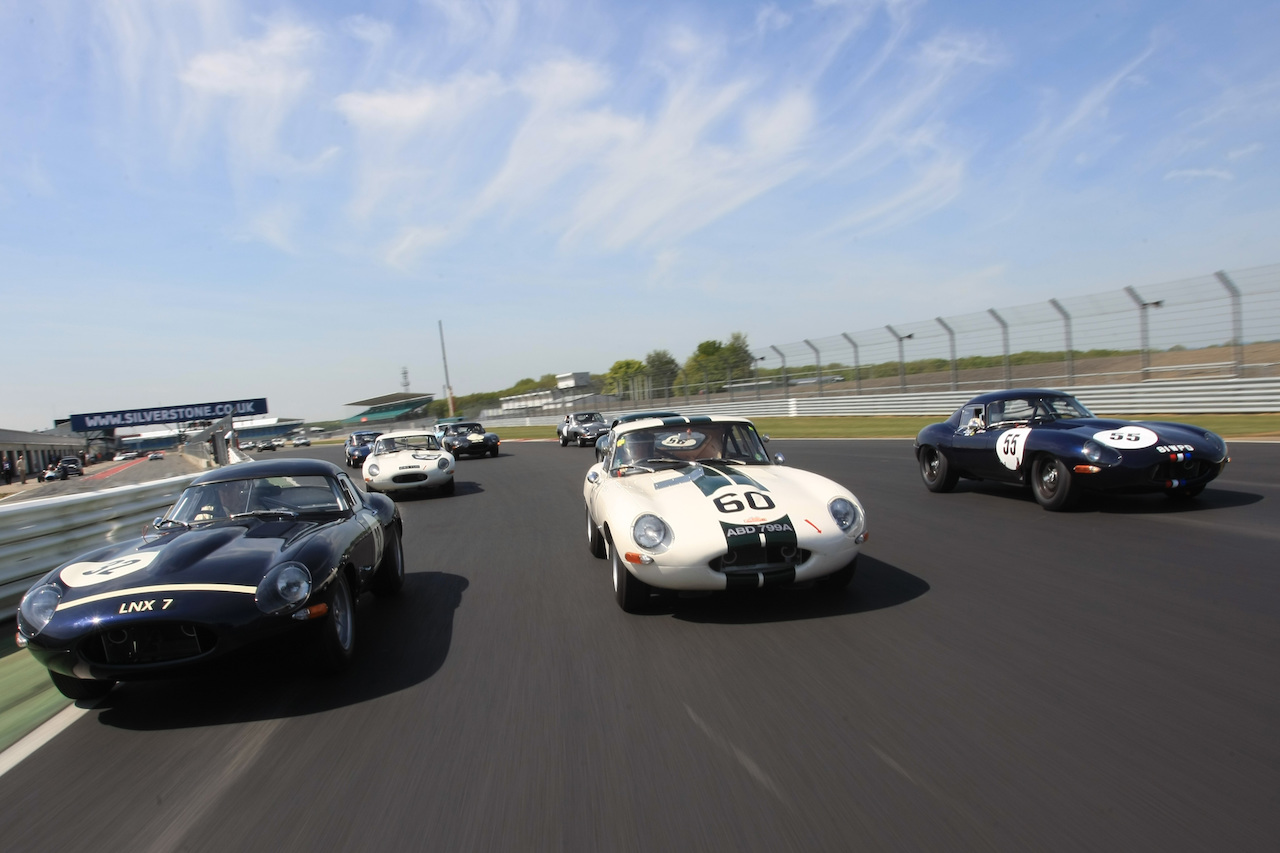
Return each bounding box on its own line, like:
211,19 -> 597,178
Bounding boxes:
816,557 -> 857,591
440,477 -> 456,496
612,539 -> 652,613
490,445 -> 499,458
587,506 -> 606,558
315,570 -> 355,672
372,529 -> 404,597
49,671 -> 114,701
1031,455 -> 1078,511
560,434 -> 568,447
1165,483 -> 1206,500
577,436 -> 588,447
919,445 -> 959,493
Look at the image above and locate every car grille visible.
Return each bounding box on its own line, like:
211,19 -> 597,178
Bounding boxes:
710,546 -> 811,573
392,472 -> 429,484
82,623 -> 217,666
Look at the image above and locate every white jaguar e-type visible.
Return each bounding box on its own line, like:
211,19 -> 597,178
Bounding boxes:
583,415 -> 868,612
363,429 -> 456,497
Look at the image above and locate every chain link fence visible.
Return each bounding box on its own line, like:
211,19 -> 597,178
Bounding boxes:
591,264 -> 1280,409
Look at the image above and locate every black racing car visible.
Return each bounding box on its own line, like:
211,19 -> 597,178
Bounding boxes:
914,388 -> 1229,510
15,458 -> 403,699
437,422 -> 500,458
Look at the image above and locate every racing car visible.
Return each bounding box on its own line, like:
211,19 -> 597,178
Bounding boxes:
363,428 -> 456,496
344,430 -> 382,468
584,415 -> 868,612
437,421 -> 500,458
558,411 -> 609,447
15,458 -> 403,700
914,388 -> 1230,510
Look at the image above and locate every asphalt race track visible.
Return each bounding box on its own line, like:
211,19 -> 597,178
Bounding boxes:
2,439 -> 1277,852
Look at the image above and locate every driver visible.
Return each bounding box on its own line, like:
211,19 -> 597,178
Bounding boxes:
614,430 -> 655,471
193,480 -> 248,521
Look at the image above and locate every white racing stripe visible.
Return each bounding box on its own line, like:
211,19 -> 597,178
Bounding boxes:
0,703 -> 90,778
55,583 -> 257,611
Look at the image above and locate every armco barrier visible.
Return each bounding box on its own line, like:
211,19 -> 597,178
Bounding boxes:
486,377 -> 1280,428
0,474 -> 198,620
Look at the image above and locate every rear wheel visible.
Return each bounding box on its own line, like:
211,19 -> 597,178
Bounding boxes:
49,671 -> 114,701
919,446 -> 959,492
1031,455 -> 1078,511
612,540 -> 652,613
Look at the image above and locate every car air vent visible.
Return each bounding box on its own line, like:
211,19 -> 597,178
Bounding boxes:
83,623 -> 217,665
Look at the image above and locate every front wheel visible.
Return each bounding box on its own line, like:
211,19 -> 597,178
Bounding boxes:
49,671 -> 114,701
816,557 -> 857,592
490,446 -> 499,458
1031,455 -> 1078,511
612,541 -> 652,613
372,528 -> 404,597
1165,483 -> 1206,500
919,446 -> 959,492
315,571 -> 355,673
559,434 -> 568,447
587,506 -> 606,558
440,477 -> 456,496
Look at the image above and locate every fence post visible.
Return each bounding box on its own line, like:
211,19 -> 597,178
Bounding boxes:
1049,298 -> 1073,387
886,325 -> 912,392
770,345 -> 789,398
841,333 -> 861,395
988,309 -> 1010,388
804,339 -> 822,396
1214,271 -> 1244,377
1124,286 -> 1163,381
936,317 -> 957,390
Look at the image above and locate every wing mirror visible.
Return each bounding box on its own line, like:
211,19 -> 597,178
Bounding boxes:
773,453 -> 786,464
586,471 -> 600,485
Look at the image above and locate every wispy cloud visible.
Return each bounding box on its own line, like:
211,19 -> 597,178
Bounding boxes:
1163,168 -> 1233,181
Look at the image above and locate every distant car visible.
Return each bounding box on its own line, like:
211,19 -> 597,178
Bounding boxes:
913,388 -> 1230,510
292,436 -> 311,447
595,411 -> 682,462
112,452 -> 132,462
148,451 -> 165,461
57,457 -> 84,477
257,440 -> 276,452
362,429 -> 456,497
436,422 -> 500,458
271,438 -> 286,448
558,412 -> 609,447
15,458 -> 403,700
344,430 -> 382,468
585,415 -> 867,612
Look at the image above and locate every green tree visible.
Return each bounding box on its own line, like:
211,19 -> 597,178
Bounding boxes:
644,349 -> 680,398
603,359 -> 646,399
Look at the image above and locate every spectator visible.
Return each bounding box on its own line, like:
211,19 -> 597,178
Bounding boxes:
2,457 -> 12,486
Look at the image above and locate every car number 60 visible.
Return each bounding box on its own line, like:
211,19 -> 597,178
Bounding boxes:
714,491 -> 775,513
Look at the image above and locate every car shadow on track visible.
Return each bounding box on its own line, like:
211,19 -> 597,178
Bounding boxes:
390,480 -> 485,500
955,480 -> 1262,513
669,556 -> 929,625
91,572 -> 468,730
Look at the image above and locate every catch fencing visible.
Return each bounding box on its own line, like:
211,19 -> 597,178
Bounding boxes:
526,264 -> 1280,412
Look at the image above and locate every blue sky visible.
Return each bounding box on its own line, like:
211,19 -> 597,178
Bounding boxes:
2,0 -> 1277,429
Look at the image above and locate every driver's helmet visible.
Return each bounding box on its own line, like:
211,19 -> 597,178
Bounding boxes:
616,430 -> 654,466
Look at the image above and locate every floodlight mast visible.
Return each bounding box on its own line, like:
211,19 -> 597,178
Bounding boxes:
439,320 -> 456,417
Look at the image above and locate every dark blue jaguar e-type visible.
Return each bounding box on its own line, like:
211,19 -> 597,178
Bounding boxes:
15,458 -> 403,699
914,388 -> 1229,510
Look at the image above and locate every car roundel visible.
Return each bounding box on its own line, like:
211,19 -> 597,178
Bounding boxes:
1093,425 -> 1159,449
59,552 -> 161,588
995,427 -> 1032,471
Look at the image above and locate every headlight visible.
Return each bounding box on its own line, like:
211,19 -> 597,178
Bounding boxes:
19,584 -> 61,635
367,464 -> 380,476
632,514 -> 671,551
256,563 -> 312,614
437,457 -> 450,470
828,497 -> 863,534
1081,439 -> 1121,465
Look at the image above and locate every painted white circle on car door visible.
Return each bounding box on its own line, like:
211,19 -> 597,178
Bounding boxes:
995,428 -> 1033,471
